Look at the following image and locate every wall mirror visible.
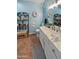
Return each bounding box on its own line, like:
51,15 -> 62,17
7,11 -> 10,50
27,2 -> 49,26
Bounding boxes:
47,4 -> 61,28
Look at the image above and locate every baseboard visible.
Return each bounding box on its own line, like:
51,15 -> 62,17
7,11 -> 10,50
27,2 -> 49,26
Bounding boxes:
29,32 -> 36,35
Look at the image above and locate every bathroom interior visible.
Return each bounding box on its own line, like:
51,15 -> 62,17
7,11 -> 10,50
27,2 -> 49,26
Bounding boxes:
17,0 -> 61,59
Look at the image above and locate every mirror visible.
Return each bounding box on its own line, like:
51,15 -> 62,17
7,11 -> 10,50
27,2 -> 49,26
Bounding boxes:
47,5 -> 61,27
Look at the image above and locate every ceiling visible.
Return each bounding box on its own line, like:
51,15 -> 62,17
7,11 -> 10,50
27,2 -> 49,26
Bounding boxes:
17,0 -> 45,4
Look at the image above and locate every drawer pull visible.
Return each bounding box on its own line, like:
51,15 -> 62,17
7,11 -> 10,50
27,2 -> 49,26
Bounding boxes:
52,49 -> 57,59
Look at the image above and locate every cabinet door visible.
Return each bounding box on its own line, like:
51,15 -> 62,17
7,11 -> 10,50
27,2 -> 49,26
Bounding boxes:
53,47 -> 61,59
44,33 -> 61,59
44,40 -> 57,59
39,30 -> 45,49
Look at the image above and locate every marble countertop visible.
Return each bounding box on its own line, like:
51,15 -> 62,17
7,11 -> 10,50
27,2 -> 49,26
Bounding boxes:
40,26 -> 61,51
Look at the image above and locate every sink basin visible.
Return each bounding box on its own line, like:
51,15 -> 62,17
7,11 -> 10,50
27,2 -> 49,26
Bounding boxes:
50,32 -> 61,42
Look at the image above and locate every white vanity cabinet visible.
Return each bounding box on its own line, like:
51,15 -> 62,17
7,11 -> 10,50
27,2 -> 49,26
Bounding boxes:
39,27 -> 61,59
44,38 -> 57,59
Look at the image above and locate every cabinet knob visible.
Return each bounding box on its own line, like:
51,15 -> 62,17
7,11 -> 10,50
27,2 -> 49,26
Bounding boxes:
52,49 -> 57,59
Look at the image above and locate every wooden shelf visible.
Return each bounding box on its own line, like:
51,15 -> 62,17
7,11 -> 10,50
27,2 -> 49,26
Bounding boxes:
17,12 -> 29,37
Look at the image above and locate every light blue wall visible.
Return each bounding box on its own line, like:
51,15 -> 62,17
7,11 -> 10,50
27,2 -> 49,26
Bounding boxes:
17,1 -> 43,32
43,0 -> 54,19
17,0 -> 61,32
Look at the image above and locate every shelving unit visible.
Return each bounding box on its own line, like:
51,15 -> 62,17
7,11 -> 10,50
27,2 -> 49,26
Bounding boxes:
53,14 -> 61,27
17,12 -> 29,38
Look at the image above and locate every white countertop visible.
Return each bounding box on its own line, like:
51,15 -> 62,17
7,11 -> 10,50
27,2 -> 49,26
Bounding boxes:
40,26 -> 61,51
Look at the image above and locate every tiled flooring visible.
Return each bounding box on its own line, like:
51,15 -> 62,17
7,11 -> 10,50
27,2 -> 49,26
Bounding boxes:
17,34 -> 46,59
